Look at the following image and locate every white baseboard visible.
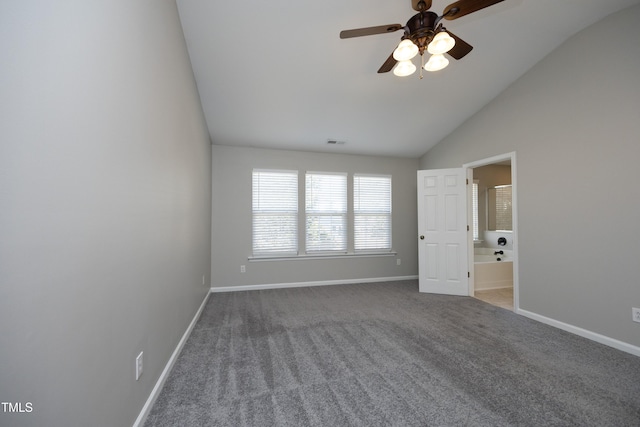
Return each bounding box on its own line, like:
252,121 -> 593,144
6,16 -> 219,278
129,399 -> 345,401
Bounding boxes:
517,308 -> 640,358
132,292 -> 211,427
210,275 -> 419,293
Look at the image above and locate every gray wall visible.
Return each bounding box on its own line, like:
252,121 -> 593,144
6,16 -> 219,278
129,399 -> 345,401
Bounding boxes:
420,5 -> 640,347
211,145 -> 419,288
0,1 -> 212,426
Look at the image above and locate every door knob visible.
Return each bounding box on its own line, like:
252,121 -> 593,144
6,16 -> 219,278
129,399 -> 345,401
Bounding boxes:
419,235 -> 424,240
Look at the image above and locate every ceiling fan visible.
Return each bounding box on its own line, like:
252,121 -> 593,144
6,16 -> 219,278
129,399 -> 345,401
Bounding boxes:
340,0 -> 504,77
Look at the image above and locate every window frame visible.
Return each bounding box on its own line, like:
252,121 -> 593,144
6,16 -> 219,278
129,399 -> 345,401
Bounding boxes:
305,171 -> 348,254
249,169 -> 396,261
353,174 -> 392,252
251,169 -> 299,257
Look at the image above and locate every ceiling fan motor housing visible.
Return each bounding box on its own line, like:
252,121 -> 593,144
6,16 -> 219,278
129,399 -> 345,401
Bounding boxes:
406,11 -> 439,54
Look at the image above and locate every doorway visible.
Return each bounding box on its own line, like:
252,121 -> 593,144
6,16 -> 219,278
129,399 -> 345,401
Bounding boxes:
464,152 -> 518,312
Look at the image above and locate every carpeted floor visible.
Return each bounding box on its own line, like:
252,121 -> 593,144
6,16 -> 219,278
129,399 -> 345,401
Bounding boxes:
144,280 -> 640,426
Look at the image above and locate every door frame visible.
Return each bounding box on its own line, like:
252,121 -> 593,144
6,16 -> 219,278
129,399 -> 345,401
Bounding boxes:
463,152 -> 519,312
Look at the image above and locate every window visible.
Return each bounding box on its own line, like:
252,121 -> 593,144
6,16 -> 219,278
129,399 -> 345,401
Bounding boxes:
305,172 -> 347,252
252,169 -> 393,258
354,174 -> 392,251
252,169 -> 298,256
472,180 -> 479,241
493,185 -> 512,231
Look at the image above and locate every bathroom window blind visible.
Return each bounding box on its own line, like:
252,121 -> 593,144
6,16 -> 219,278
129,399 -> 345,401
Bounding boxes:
305,172 -> 347,252
252,169 -> 298,256
354,174 -> 392,251
494,185 -> 512,231
472,181 -> 479,240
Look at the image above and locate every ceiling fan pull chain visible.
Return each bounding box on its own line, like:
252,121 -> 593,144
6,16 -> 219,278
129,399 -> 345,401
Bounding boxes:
420,55 -> 424,79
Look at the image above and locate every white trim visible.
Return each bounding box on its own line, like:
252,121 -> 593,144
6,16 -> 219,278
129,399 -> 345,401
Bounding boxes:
353,173 -> 393,179
463,152 -> 519,312
249,251 -> 397,262
132,292 -> 211,427
252,167 -> 298,174
517,308 -> 640,358
210,275 -> 418,293
463,152 -> 516,168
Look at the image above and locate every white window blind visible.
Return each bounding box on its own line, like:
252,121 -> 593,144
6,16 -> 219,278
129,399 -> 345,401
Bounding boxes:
472,181 -> 479,240
252,169 -> 298,256
354,175 -> 392,251
494,185 -> 512,231
305,172 -> 347,252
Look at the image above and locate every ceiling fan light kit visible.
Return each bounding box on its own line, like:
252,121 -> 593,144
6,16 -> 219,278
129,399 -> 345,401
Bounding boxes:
339,0 -> 504,79
424,53 -> 449,72
394,31 -> 455,77
393,39 -> 419,61
427,31 -> 456,55
393,60 -> 417,77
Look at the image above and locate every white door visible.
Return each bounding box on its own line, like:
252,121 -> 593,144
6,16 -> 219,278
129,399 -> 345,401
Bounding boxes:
417,168 -> 469,295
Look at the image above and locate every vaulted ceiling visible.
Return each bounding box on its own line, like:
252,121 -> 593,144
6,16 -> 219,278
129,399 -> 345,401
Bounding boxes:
176,0 -> 639,158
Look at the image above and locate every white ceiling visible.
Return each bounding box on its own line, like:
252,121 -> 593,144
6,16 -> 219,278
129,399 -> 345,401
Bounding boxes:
176,0 -> 639,158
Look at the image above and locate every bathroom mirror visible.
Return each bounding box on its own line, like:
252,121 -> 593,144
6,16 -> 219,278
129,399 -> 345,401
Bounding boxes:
487,185 -> 512,231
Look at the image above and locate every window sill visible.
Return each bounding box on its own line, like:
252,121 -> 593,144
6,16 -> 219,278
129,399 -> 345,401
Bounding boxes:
249,251 -> 397,262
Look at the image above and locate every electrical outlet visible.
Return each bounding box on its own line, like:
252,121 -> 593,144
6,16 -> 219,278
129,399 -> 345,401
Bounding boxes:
396,258 -> 401,266
633,308 -> 640,323
136,352 -> 143,381
240,265 -> 246,273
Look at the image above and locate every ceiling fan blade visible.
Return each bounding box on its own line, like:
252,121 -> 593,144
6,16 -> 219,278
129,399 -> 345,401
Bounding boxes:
377,51 -> 397,73
411,0 -> 432,11
340,24 -> 403,39
442,0 -> 504,20
446,31 -> 473,59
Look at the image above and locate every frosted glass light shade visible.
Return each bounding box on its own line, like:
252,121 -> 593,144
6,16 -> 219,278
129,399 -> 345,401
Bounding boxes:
393,39 -> 419,61
424,53 -> 449,71
393,60 -> 417,77
427,31 -> 455,55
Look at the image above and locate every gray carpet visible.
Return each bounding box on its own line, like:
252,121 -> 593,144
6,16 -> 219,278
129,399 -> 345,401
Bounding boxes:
144,280 -> 640,426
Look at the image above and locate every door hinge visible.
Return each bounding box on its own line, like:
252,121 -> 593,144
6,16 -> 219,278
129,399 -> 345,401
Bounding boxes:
466,178 -> 469,185
468,271 -> 470,278
467,225 -> 469,231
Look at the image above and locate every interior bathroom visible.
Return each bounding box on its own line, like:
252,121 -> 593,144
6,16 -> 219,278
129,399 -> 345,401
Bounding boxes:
472,162 -> 514,310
